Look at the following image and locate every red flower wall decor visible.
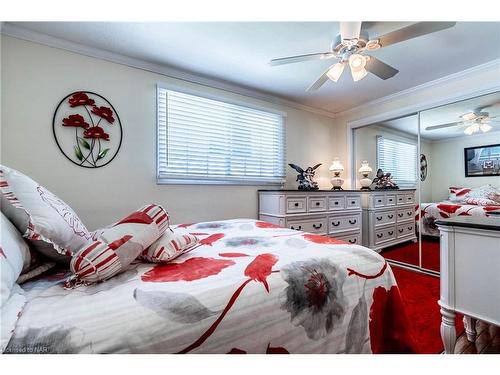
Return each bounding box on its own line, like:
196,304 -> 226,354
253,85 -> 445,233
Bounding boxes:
52,91 -> 122,168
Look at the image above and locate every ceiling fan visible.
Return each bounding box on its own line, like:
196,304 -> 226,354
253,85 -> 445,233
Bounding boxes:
425,109 -> 500,135
269,22 -> 456,91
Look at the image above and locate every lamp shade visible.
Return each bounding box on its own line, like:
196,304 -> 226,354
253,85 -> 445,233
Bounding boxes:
326,63 -> 345,82
358,160 -> 372,174
329,157 -> 344,172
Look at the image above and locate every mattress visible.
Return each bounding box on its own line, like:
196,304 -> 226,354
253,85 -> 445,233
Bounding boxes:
5,219 -> 415,354
418,202 -> 500,236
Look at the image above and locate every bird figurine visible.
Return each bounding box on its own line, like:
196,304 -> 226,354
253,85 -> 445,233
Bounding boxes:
371,168 -> 399,189
288,163 -> 322,190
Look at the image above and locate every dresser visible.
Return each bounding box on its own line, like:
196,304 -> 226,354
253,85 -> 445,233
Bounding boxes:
360,189 -> 417,252
258,190 -> 363,245
436,217 -> 500,354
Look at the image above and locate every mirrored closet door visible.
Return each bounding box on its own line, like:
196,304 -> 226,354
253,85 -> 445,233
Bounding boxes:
352,90 -> 500,273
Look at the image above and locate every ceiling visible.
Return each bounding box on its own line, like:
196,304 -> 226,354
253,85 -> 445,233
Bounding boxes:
7,21 -> 500,113
377,91 -> 500,140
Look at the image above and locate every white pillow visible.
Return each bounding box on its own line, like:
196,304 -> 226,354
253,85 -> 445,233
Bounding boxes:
140,229 -> 199,263
0,165 -> 91,263
466,184 -> 498,200
0,213 -> 31,307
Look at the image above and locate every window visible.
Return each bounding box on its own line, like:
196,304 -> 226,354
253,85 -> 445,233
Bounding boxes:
157,86 -> 286,185
376,136 -> 417,187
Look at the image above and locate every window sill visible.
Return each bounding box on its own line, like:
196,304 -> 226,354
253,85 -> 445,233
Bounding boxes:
157,177 -> 285,186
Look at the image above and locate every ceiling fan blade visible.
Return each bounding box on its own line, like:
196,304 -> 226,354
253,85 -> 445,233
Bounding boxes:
340,22 -> 362,42
425,122 -> 462,131
365,56 -> 399,80
376,22 -> 456,48
306,66 -> 333,91
269,52 -> 334,66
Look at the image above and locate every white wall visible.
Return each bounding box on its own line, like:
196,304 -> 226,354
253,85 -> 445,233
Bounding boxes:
1,36 -> 335,229
429,133 -> 500,201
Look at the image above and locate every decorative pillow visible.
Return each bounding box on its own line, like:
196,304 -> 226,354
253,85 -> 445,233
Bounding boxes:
0,165 -> 91,263
0,213 -> 31,307
1,284 -> 26,353
466,184 -> 499,200
464,197 -> 500,206
448,187 -> 471,202
140,229 -> 199,263
68,204 -> 169,285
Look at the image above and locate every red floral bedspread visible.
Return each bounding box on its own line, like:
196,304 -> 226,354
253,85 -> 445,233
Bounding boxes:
6,219 -> 416,354
418,202 -> 500,236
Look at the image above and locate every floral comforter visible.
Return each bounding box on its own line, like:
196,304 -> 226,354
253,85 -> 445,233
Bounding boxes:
418,202 -> 500,236
5,219 -> 415,354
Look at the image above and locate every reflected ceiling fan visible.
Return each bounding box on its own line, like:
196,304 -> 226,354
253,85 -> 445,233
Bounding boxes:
269,22 -> 456,91
426,108 -> 500,135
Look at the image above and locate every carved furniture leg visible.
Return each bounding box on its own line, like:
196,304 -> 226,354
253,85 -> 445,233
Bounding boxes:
463,315 -> 477,342
440,305 -> 456,354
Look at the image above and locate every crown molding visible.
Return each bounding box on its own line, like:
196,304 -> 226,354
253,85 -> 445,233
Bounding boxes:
336,58 -> 500,120
0,22 -> 338,120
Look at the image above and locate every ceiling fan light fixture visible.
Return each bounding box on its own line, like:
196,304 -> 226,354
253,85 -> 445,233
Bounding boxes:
366,39 -> 381,50
464,126 -> 475,135
326,62 -> 345,82
351,67 -> 368,82
480,123 -> 492,133
461,112 -> 476,121
348,54 -> 366,71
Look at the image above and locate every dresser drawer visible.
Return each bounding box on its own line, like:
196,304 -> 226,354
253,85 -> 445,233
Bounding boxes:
397,208 -> 414,222
374,195 -> 385,207
346,195 -> 361,210
374,227 -> 396,245
373,210 -> 396,227
286,196 -> 307,214
397,223 -> 415,238
386,194 -> 396,206
396,194 -> 406,205
287,217 -> 327,234
328,213 -> 361,234
328,196 -> 345,210
308,196 -> 327,212
336,232 -> 361,245
405,194 -> 415,205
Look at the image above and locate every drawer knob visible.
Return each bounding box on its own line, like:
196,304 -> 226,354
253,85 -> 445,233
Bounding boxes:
351,201 -> 356,204
376,216 -> 382,221
294,203 -> 299,207
313,223 -> 323,229
334,201 -> 339,205
399,229 -> 404,233
398,213 -> 403,218
315,202 -> 320,206
349,219 -> 357,225
349,238 -> 357,244
407,212 -> 412,216
377,233 -> 383,238
388,231 -> 394,235
377,199 -> 382,203
291,225 -> 302,231
388,214 -> 394,219
332,221 -> 340,227
408,226 -> 413,231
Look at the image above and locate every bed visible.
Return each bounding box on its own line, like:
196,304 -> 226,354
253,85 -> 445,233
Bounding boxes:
4,219 -> 415,354
418,202 -> 500,236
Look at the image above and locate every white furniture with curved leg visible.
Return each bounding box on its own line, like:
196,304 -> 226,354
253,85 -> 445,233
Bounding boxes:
436,216 -> 500,354
258,190 -> 362,244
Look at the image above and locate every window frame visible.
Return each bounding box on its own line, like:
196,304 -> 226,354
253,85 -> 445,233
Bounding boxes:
376,135 -> 418,188
156,83 -> 287,186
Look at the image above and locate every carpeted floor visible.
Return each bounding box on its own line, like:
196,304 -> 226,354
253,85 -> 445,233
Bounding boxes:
382,238 -> 440,272
391,265 -> 464,354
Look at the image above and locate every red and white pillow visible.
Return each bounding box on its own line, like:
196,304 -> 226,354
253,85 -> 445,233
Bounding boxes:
0,165 -> 91,263
448,187 -> 471,202
69,204 -> 169,284
140,230 -> 199,263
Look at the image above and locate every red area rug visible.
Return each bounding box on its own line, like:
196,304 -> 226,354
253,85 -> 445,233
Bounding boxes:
391,265 -> 464,354
383,238 -> 440,272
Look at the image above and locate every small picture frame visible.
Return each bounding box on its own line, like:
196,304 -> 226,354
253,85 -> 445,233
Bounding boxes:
464,143 -> 500,177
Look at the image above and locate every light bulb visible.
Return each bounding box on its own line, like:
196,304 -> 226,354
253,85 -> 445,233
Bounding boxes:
351,67 -> 367,82
480,123 -> 492,132
349,54 -> 366,71
464,126 -> 474,135
326,63 -> 345,82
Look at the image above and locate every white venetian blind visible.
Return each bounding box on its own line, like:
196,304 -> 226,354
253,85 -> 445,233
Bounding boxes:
376,136 -> 417,187
157,87 -> 286,184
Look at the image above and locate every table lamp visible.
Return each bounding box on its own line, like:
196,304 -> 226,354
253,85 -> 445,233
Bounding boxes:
329,157 -> 344,190
359,160 -> 373,190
